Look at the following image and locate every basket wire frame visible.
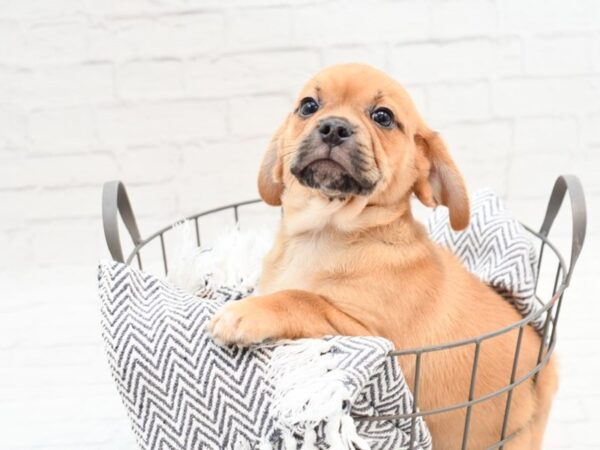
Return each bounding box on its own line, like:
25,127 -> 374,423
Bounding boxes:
102,175 -> 586,450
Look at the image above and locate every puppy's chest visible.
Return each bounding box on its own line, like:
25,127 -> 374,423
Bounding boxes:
261,237 -> 343,293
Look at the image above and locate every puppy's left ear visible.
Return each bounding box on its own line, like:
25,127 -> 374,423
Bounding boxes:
413,127 -> 470,231
257,117 -> 288,206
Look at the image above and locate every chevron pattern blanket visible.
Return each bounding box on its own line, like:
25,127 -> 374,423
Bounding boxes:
98,190 -> 538,450
98,261 -> 432,450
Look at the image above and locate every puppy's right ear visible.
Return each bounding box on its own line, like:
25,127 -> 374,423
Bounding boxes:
258,117 -> 288,206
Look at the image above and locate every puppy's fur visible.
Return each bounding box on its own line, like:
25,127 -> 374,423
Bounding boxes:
208,64 -> 556,449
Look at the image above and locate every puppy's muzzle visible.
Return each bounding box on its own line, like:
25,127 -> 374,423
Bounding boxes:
290,116 -> 378,197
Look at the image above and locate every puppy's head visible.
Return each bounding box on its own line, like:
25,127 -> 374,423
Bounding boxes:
258,63 -> 469,231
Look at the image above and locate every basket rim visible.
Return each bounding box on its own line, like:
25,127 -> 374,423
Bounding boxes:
123,199 -> 567,354
120,200 -> 566,427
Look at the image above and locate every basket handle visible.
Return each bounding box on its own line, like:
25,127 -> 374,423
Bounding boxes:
539,175 -> 587,286
102,180 -> 142,263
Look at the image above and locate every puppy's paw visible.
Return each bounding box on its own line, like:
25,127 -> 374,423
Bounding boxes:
207,299 -> 282,346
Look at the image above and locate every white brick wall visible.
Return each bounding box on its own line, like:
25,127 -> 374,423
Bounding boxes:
1,0 -> 598,273
1,1 -> 599,448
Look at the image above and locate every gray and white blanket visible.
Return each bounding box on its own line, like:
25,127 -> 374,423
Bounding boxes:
99,261 -> 432,449
98,190 -> 539,450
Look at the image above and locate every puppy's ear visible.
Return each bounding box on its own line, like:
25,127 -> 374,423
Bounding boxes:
258,117 -> 288,206
413,127 -> 470,231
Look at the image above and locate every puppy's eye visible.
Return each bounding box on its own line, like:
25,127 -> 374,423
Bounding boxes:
371,107 -> 394,128
298,97 -> 320,117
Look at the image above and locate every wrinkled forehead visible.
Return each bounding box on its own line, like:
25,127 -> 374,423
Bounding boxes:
298,65 -> 417,121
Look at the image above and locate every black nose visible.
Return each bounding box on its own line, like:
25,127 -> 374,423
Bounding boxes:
318,117 -> 353,146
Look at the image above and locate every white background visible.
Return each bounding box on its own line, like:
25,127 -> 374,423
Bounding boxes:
1,0 -> 599,448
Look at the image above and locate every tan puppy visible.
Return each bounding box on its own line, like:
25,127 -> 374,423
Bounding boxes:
208,64 -> 556,449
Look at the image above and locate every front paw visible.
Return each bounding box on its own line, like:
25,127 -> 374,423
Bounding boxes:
207,298 -> 281,346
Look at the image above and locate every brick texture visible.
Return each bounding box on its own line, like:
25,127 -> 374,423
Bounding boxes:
1,1 -> 599,448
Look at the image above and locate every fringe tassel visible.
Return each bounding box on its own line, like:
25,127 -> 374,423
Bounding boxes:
266,339 -> 372,450
340,414 -> 370,450
167,223 -> 274,296
299,426 -> 317,450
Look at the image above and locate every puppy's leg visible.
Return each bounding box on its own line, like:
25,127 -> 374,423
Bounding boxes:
207,289 -> 370,346
499,358 -> 558,450
528,358 -> 558,449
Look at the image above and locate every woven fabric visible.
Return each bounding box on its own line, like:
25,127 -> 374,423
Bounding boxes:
98,261 -> 432,450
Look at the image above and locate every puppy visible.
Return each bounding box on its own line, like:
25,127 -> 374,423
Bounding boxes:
208,64 -> 557,449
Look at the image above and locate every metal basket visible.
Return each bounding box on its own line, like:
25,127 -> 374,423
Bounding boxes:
102,175 -> 587,450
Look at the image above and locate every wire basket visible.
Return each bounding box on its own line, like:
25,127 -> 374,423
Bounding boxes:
102,175 -> 586,450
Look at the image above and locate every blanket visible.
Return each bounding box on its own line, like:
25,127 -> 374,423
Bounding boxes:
98,261 -> 432,449
98,189 -> 539,449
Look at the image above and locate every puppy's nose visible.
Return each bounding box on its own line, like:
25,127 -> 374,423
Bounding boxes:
318,117 -> 353,146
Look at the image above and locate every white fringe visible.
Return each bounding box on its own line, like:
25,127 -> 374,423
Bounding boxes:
167,222 -> 274,296
263,339 -> 371,450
